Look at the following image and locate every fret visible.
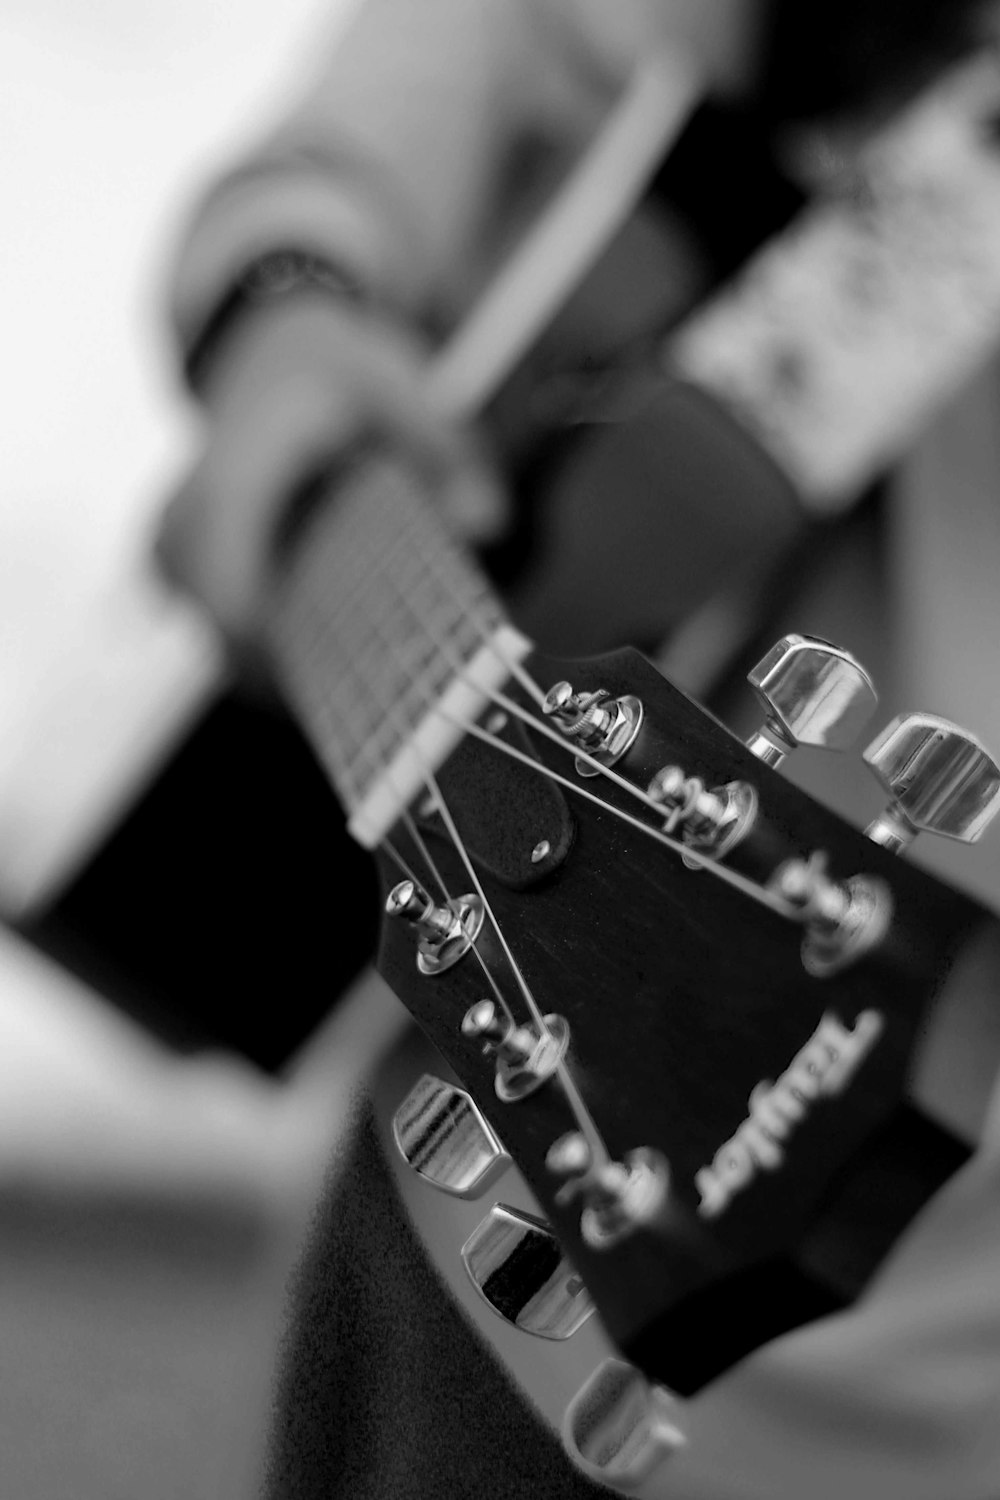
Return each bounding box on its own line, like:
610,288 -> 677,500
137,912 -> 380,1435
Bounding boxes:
267,454 -> 522,840
318,517 -> 492,668
263,60 -> 700,840
346,624 -> 530,847
344,579 -> 450,678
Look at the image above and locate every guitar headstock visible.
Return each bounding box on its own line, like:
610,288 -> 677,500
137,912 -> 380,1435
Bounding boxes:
373,631 -> 998,1470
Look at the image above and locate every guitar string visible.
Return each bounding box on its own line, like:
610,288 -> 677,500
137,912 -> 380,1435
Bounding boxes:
381,833 -> 425,889
304,494 -> 569,1032
351,517 -> 615,1161
344,483 -> 810,1164
309,554 -> 522,1018
274,462 -> 787,1169
314,466 -> 499,786
395,808 -> 517,1015
415,760 -> 612,1165
289,472 -> 480,791
355,553 -> 561,1043
399,808 -> 450,904
398,804 -> 522,1014
430,662 -> 792,916
378,477 -> 754,837
278,461 -> 790,1005
358,559 -> 614,1160
271,486 -> 476,894
427,702 -> 793,917
310,477 -> 796,948
374,491 -> 796,920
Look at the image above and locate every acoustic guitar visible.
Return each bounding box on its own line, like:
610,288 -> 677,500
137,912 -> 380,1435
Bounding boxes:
264,414 -> 1000,1488
11,56 -> 1000,1495
256,60 -> 1000,1493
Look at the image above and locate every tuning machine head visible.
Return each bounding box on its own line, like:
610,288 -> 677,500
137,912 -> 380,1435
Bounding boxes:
563,1358 -> 684,1487
863,712 -> 1000,853
545,1132 -> 670,1249
462,999 -> 570,1101
746,635 -> 877,768
385,879 -> 484,974
542,680 -> 643,776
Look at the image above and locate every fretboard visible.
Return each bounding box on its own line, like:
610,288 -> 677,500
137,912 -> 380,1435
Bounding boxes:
267,455 -> 529,848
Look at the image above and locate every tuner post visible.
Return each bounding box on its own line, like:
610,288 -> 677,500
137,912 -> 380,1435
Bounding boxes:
771,852 -> 892,976
746,635 -> 877,768
385,879 -> 485,975
462,999 -> 569,1102
647,765 -> 756,862
546,1131 -> 670,1249
542,681 -> 643,777
462,999 -> 537,1067
863,712 -> 1000,853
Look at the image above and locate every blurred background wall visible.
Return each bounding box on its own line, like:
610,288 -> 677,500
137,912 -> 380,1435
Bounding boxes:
0,3 -> 363,1495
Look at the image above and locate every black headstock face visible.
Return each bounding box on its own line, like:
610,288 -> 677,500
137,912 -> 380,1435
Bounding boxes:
375,643 -> 987,1394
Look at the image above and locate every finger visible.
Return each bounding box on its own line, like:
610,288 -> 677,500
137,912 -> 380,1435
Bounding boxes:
348,327 -> 510,539
157,379 -> 364,640
436,460 -> 511,544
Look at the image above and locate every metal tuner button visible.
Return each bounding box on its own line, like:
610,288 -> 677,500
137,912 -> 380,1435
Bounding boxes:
461,1204 -> 593,1339
863,712 -> 1000,853
746,634 -> 877,769
563,1358 -> 684,1486
392,1074 -> 508,1197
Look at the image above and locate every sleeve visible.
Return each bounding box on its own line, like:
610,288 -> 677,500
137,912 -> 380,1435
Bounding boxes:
167,0 -> 669,369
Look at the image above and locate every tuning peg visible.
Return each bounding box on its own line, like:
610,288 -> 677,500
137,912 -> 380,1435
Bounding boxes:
746,635 -> 878,768
462,999 -> 538,1067
542,680 -> 643,776
770,851 -> 892,975
545,1132 -> 670,1249
392,1074 -> 508,1197
385,879 -> 484,974
863,712 -> 1000,853
462,999 -> 569,1101
462,1204 -> 593,1339
563,1358 -> 684,1486
647,764 -> 757,861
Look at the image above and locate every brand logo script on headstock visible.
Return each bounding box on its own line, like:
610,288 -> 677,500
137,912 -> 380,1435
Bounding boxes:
695,1010 -> 884,1217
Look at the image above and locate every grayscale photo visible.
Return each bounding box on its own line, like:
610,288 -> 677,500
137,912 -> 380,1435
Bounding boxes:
1,2 -> 1000,1496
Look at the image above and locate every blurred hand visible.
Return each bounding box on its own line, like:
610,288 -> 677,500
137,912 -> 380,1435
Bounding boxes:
157,296 -> 507,645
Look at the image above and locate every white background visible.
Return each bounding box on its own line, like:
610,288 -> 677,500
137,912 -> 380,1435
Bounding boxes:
0,0 -> 356,1191
0,0 -> 353,731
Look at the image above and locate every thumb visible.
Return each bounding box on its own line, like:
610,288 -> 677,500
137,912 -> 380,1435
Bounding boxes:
437,458 -> 510,545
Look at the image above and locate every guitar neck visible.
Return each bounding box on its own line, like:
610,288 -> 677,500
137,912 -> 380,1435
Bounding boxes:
262,66 -> 698,846
266,457 -> 529,848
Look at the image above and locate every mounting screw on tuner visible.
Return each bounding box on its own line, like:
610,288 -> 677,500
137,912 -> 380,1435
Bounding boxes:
746,635 -> 878,768
863,712 -> 1000,853
542,680 -> 643,777
385,879 -> 484,975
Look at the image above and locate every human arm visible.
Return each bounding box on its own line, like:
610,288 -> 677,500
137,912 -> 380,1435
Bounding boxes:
158,0 -> 737,638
